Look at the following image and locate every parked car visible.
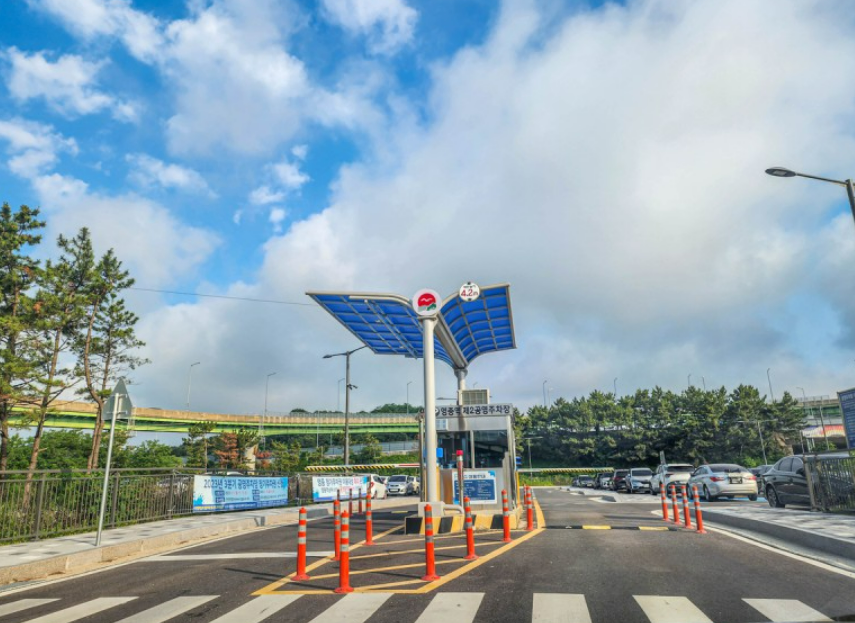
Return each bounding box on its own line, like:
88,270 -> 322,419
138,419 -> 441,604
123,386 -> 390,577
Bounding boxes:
749,465 -> 772,494
687,463 -> 758,501
577,475 -> 595,488
594,472 -> 611,489
763,456 -> 811,508
366,473 -> 388,498
611,469 -> 630,491
386,474 -> 419,496
626,467 -> 653,494
650,463 -> 695,495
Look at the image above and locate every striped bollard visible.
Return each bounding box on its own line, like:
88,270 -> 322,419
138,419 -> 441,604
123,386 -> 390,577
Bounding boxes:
660,485 -> 668,521
334,511 -> 353,593
681,484 -> 692,529
669,485 -> 679,523
333,499 -> 341,561
464,496 -> 478,560
526,486 -> 534,531
294,507 -> 310,580
365,484 -> 375,545
692,485 -> 707,534
349,488 -> 354,517
421,504 -> 440,581
501,489 -> 511,542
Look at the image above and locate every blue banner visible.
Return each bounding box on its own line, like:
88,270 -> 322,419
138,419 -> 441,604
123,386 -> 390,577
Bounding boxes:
839,388 -> 855,450
192,476 -> 289,513
452,470 -> 497,504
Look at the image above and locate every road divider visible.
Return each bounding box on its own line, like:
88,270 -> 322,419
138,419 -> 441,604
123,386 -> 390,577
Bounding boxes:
334,511 -> 353,593
691,485 -> 707,534
502,489 -> 512,542
670,485 -> 679,523
422,504 -> 440,581
681,484 -> 692,529
333,499 -> 341,561
364,484 -> 375,546
660,486 -> 668,521
464,497 -> 478,560
294,508 -> 310,581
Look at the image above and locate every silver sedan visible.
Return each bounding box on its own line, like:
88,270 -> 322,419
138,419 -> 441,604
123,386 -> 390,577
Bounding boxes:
687,463 -> 758,502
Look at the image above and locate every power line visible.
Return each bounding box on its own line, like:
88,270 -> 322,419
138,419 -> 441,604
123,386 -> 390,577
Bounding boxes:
129,287 -> 317,307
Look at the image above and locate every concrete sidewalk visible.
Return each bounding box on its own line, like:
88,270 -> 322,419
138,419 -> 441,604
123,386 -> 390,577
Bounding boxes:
0,497 -> 412,588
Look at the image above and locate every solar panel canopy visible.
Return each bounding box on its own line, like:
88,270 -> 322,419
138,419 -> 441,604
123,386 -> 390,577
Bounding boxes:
307,284 -> 515,370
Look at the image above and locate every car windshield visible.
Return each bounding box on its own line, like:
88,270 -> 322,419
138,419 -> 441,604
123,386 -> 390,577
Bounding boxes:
709,464 -> 745,473
667,466 -> 695,473
631,469 -> 652,476
389,476 -> 407,483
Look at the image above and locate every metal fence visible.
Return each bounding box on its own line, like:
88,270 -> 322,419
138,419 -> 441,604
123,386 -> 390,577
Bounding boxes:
807,455 -> 855,512
0,468 -> 297,544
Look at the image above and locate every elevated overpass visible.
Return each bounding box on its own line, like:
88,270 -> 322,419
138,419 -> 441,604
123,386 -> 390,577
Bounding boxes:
9,401 -> 419,435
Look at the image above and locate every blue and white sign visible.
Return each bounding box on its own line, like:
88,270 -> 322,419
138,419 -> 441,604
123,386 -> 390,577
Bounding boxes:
192,476 -> 288,513
312,476 -> 368,502
452,470 -> 498,504
838,388 -> 855,450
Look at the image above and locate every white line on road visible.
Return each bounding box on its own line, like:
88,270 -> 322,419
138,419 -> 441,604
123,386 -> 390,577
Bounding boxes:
634,596 -> 713,623
143,552 -> 333,561
532,593 -> 592,623
22,597 -> 137,623
208,595 -> 300,623
744,598 -> 832,622
415,593 -> 485,623
113,595 -> 218,623
0,599 -> 59,617
308,593 -> 392,623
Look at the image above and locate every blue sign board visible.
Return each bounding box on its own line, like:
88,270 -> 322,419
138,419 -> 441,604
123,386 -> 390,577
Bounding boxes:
838,388 -> 855,450
452,470 -> 498,504
192,476 -> 288,513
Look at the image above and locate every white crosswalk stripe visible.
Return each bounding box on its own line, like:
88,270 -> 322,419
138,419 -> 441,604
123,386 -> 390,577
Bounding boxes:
207,595 -> 300,623
533,594 -> 592,623
19,597 -> 137,623
113,595 -> 218,623
308,593 -> 393,623
0,599 -> 59,618
415,593 -> 484,623
0,593 -> 837,623
633,596 -> 713,623
743,598 -> 833,622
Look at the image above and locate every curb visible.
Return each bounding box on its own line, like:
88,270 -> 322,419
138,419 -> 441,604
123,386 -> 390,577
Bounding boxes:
0,506 -> 330,587
403,505 -> 523,535
702,510 -> 855,562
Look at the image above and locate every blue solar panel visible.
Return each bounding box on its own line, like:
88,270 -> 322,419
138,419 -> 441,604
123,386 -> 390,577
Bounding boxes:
309,284 -> 515,369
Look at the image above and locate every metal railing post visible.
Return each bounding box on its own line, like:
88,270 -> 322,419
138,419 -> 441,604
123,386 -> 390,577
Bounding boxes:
33,476 -> 47,540
109,471 -> 121,528
804,459 -> 820,512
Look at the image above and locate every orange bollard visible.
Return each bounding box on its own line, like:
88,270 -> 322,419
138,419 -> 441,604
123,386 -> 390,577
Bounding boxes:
421,504 -> 440,581
464,496 -> 478,560
681,484 -> 692,529
670,485 -> 679,523
501,489 -> 511,542
692,485 -> 707,534
294,507 -> 310,580
456,450 -> 465,504
349,488 -> 353,517
365,484 -> 375,545
660,486 -> 669,521
526,487 -> 534,531
333,499 -> 341,561
334,512 -> 353,593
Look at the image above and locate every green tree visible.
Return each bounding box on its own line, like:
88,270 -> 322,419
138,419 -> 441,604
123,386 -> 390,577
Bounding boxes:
270,440 -> 302,472
355,434 -> 382,463
125,440 -> 182,468
0,202 -> 44,472
184,421 -> 216,468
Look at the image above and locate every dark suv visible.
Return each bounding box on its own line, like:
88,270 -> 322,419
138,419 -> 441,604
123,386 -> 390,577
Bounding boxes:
611,469 -> 630,492
763,456 -> 809,508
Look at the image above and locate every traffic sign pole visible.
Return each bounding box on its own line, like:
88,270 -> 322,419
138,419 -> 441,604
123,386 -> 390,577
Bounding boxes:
95,394 -> 121,547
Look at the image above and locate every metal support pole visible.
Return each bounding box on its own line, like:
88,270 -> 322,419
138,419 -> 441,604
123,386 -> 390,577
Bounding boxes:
422,316 -> 439,503
96,395 -> 121,547
756,421 -> 768,466
345,355 -> 351,468
818,399 -> 830,451
847,179 -> 855,227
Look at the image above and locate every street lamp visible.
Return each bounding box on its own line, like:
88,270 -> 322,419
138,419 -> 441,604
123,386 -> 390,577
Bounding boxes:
736,419 -> 776,466
262,372 -> 276,447
765,167 -> 855,229
406,381 -> 413,415
523,436 -> 543,471
767,368 -> 775,402
542,380 -> 548,407
337,378 -> 345,412
613,378 -> 618,396
186,361 -> 200,410
324,345 -> 368,467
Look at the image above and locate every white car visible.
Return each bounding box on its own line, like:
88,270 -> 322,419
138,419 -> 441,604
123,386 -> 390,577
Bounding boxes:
386,474 -> 419,495
687,463 -> 758,502
365,474 -> 387,498
650,463 -> 695,495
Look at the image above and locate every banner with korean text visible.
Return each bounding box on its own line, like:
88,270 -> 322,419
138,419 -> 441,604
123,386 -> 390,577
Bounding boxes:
192,476 -> 289,513
312,475 -> 368,502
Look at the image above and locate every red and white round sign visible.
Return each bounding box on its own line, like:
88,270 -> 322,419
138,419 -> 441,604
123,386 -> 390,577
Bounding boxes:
412,289 -> 441,316
459,282 -> 480,302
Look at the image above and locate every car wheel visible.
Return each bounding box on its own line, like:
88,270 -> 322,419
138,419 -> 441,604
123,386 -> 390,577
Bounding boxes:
748,494 -> 758,501
766,486 -> 785,508
703,486 -> 717,502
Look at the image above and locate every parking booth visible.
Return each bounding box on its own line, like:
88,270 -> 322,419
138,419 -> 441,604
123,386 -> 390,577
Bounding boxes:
436,403 -> 518,512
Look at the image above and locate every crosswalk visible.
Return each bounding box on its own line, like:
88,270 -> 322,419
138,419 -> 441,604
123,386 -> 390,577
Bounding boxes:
0,592 -> 835,623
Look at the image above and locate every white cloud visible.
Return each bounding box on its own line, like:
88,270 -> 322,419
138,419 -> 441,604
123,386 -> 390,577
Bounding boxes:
0,117 -> 78,177
249,185 -> 286,206
269,206 -> 287,233
132,0 -> 855,414
291,144 -> 308,160
233,209 -> 243,225
126,153 -> 214,196
271,160 -> 310,190
321,0 -> 417,54
5,48 -> 137,121
32,173 -> 220,286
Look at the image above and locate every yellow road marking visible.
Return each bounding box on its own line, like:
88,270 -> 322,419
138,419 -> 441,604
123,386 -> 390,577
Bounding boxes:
302,558 -> 463,581
582,525 -> 611,530
638,526 -> 669,531
350,540 -> 503,561
355,579 -> 425,591
534,495 -> 546,529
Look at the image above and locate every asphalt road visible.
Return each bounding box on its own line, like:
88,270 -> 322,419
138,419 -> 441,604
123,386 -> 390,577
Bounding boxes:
1,488 -> 853,622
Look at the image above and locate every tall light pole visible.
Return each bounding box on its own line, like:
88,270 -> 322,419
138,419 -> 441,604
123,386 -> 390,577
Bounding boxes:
688,374 -> 692,390
406,381 -> 413,415
701,376 -> 706,391
765,167 -> 855,230
737,419 -> 776,466
324,345 -> 368,468
796,386 -> 811,452
767,368 -> 775,402
524,436 -> 543,471
542,380 -> 548,407
337,378 -> 345,411
186,361 -> 200,410
262,372 -> 276,447
613,377 -> 618,397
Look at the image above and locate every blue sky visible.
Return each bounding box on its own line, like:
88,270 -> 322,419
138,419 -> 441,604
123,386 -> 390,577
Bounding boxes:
1,0 -> 855,420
